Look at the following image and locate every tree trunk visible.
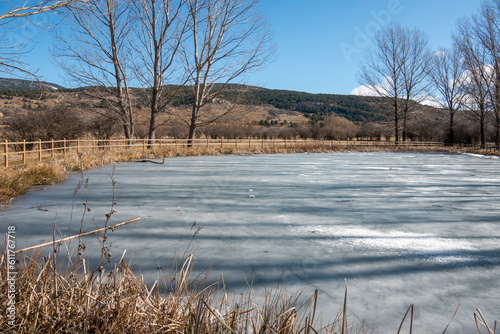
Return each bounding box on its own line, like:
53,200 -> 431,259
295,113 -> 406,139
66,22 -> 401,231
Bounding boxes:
448,111 -> 455,145
394,100 -> 399,145
187,123 -> 196,148
402,109 -> 407,142
187,104 -> 198,147
123,124 -> 133,146
495,117 -> 500,149
480,107 -> 486,149
148,111 -> 157,150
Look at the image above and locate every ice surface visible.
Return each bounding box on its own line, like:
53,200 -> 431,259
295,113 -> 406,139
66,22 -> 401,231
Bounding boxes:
1,152 -> 500,332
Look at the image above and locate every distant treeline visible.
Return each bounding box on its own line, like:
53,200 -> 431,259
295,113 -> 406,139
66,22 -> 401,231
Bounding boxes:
0,89 -> 52,100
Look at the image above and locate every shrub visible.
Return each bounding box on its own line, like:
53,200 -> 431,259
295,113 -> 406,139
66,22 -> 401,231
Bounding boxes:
5,106 -> 86,142
321,116 -> 358,140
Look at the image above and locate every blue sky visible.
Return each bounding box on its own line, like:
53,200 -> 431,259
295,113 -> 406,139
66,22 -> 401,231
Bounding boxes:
1,0 -> 482,95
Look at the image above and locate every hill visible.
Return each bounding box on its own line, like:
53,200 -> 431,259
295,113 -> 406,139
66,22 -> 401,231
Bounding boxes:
0,79 -> 424,124
0,78 -> 65,91
0,80 -> 442,129
0,79 -> 438,125
218,86 -> 393,123
141,84 -> 395,124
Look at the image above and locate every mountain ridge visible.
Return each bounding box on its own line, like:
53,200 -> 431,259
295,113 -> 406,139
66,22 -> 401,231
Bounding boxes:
0,78 -> 65,91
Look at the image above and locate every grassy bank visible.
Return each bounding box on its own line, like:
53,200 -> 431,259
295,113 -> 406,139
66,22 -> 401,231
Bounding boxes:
0,142 -> 460,208
0,247 -> 349,334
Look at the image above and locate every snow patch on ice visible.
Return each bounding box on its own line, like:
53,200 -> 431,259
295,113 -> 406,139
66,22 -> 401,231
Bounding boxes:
461,153 -> 500,160
290,225 -> 492,265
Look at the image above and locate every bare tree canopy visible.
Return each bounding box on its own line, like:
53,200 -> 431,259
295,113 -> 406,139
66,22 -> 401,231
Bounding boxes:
0,0 -> 86,78
182,0 -> 274,144
0,0 -> 85,20
358,23 -> 431,143
469,0 -> 500,146
428,48 -> 467,144
130,0 -> 188,146
53,0 -> 136,141
454,1 -> 500,148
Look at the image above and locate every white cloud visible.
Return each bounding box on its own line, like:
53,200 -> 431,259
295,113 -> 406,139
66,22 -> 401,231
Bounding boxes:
433,49 -> 447,58
351,85 -> 442,108
350,85 -> 380,96
419,96 -> 442,108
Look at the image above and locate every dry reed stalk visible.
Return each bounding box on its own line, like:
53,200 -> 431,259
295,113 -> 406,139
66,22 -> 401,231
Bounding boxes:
13,218 -> 141,254
475,308 -> 498,334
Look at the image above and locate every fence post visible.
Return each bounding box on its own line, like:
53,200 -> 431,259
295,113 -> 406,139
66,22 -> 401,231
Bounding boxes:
77,138 -> 80,155
249,138 -> 251,148
4,140 -> 8,168
51,139 -> 55,158
63,139 -> 67,156
235,138 -> 238,149
159,138 -> 162,150
23,140 -> 26,165
38,139 -> 42,162
143,138 -> 146,153
221,138 -> 224,149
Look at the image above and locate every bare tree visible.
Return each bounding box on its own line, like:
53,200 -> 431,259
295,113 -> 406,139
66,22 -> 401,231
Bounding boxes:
455,18 -> 492,148
130,0 -> 188,147
0,0 -> 85,20
0,0 -> 86,78
358,23 -> 431,143
53,0 -> 136,142
428,48 -> 467,144
469,0 -> 500,147
398,29 -> 432,141
182,0 -> 274,145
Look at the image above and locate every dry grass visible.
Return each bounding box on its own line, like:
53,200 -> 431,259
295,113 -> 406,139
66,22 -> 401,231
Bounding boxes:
0,164 -> 67,207
0,243 -> 354,334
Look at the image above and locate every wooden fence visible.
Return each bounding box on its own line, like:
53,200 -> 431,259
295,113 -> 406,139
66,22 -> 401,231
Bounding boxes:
1,138 -> 446,167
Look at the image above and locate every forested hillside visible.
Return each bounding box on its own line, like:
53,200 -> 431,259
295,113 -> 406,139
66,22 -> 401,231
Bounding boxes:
220,86 -> 392,123
164,84 -> 393,123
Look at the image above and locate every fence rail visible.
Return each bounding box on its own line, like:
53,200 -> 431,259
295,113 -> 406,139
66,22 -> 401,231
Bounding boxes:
1,138 -> 446,167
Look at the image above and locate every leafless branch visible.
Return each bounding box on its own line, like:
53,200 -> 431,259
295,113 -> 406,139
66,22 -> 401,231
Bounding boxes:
358,23 -> 431,143
182,0 -> 274,144
52,0 -> 136,141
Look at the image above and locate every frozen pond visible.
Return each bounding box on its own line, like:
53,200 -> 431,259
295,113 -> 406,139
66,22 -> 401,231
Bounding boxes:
2,152 -> 500,332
